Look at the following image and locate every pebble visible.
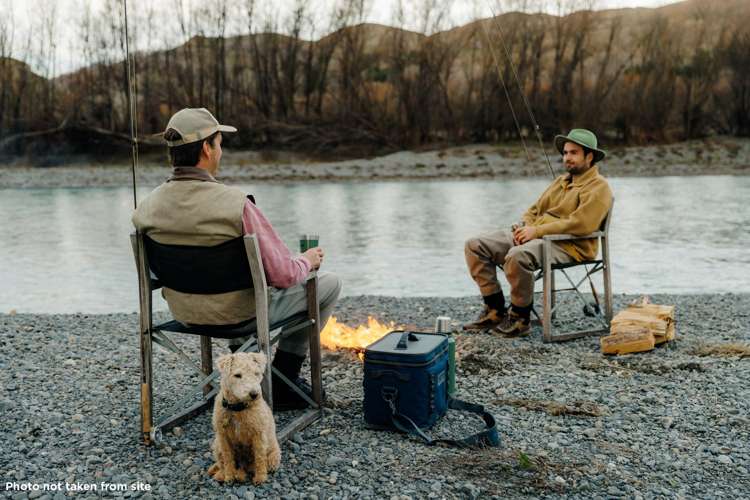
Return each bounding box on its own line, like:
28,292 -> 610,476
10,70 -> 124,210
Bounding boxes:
0,294 -> 748,499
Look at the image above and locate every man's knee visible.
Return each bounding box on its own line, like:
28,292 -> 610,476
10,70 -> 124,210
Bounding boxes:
465,236 -> 483,256
505,246 -> 536,271
318,272 -> 342,305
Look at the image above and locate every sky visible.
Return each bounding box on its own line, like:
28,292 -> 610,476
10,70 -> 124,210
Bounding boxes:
3,0 -> 681,75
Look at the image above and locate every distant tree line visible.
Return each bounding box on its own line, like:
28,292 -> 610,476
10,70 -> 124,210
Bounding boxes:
1,0 -> 749,157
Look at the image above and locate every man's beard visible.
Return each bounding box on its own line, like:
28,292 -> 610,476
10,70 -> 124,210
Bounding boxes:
565,163 -> 587,175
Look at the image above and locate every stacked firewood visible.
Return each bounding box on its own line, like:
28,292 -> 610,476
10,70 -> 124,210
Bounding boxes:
601,298 -> 676,355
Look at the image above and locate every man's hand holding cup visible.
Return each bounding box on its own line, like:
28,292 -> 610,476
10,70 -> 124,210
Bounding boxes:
303,247 -> 324,270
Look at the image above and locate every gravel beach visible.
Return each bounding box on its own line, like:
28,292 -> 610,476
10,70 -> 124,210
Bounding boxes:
1,137 -> 749,188
1,293 -> 749,499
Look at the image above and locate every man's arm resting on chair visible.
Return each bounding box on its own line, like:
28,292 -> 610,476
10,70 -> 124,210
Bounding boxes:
541,232 -> 604,241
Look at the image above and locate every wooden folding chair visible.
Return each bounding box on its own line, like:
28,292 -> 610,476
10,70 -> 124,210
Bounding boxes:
534,200 -> 614,342
130,232 -> 323,445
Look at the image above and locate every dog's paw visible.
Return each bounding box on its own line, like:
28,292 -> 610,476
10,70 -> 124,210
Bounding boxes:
207,463 -> 220,478
232,469 -> 248,483
211,469 -> 226,482
268,449 -> 281,472
252,472 -> 268,485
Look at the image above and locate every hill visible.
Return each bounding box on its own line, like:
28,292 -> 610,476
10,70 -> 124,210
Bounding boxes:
2,0 -> 750,162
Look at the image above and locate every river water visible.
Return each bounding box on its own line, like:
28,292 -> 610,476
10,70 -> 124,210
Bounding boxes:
2,175 -> 748,313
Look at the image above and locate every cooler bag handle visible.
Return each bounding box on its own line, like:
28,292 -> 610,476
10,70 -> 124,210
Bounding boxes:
395,332 -> 419,350
382,390 -> 500,448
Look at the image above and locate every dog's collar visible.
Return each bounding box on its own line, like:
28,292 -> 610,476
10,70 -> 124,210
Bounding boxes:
222,398 -> 249,412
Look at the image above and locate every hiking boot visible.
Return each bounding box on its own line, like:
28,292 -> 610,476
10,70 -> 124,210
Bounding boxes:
272,374 -> 325,411
271,350 -> 325,411
493,310 -> 530,337
462,305 -> 505,331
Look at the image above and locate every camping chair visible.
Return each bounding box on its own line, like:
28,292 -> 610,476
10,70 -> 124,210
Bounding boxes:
130,232 -> 324,445
533,200 -> 614,342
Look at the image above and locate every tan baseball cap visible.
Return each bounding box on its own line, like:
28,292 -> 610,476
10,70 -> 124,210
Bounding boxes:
160,108 -> 237,146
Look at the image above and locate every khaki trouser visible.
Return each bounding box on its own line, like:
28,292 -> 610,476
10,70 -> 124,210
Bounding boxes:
464,230 -> 573,307
230,272 -> 343,357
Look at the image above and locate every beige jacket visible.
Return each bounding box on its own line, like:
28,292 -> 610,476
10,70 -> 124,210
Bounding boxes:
522,166 -> 613,261
132,167 -> 256,325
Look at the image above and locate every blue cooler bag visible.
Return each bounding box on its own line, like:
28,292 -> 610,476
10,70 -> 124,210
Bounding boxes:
363,331 -> 500,448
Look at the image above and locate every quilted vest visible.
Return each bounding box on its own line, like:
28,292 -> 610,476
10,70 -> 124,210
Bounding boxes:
132,168 -> 255,325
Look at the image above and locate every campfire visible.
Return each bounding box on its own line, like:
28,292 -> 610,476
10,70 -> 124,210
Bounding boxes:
320,316 -> 402,358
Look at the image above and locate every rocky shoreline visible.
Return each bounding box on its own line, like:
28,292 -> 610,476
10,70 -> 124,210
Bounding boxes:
1,137 -> 749,189
1,293 -> 749,499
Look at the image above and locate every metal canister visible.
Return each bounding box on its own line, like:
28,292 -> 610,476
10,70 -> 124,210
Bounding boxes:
434,316 -> 451,333
434,316 -> 456,398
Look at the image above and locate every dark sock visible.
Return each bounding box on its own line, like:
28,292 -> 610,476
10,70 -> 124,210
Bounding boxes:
271,350 -> 322,409
272,349 -> 306,381
510,303 -> 533,321
483,292 -> 506,313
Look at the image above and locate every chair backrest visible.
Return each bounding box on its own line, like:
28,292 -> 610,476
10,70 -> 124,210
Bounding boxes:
143,235 -> 253,294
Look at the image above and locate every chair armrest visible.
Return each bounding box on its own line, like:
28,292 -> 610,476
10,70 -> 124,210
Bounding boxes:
542,231 -> 604,242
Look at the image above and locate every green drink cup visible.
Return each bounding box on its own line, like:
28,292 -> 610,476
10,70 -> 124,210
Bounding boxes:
299,234 -> 319,253
308,234 -> 319,249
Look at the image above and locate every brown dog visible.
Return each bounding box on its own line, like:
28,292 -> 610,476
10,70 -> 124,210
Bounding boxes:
208,352 -> 281,484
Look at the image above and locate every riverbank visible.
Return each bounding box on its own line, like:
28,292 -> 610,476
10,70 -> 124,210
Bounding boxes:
1,293 -> 748,499
1,136 -> 749,188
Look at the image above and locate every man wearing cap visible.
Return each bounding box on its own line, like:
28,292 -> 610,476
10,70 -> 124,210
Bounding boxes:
132,108 -> 342,410
463,129 -> 613,336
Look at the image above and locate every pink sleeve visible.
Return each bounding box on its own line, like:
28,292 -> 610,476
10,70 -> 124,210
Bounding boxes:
242,199 -> 312,288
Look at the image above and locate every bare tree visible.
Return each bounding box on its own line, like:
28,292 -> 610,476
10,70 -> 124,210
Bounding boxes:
0,0 -> 15,135
719,30 -> 750,136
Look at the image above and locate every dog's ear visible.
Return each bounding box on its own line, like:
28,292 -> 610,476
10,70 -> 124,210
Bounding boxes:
251,352 -> 267,372
216,354 -> 233,374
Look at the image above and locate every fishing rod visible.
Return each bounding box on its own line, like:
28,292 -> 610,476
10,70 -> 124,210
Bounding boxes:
477,18 -> 531,163
480,0 -> 557,179
122,0 -> 139,209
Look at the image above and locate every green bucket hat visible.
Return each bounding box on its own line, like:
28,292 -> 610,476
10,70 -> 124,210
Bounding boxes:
554,129 -> 606,163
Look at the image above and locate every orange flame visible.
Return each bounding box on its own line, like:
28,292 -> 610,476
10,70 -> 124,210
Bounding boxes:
320,316 -> 401,354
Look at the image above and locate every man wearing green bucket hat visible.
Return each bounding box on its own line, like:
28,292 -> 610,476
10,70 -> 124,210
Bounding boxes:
463,128 -> 613,336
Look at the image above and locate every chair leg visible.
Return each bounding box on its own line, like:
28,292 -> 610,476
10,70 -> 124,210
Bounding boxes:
543,240 -> 553,343
306,274 -> 323,405
550,270 -> 556,320
257,319 -> 272,409
602,236 -> 613,323
200,336 -> 213,397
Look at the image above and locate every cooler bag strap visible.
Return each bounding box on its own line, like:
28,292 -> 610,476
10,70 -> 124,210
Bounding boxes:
382,390 -> 500,448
